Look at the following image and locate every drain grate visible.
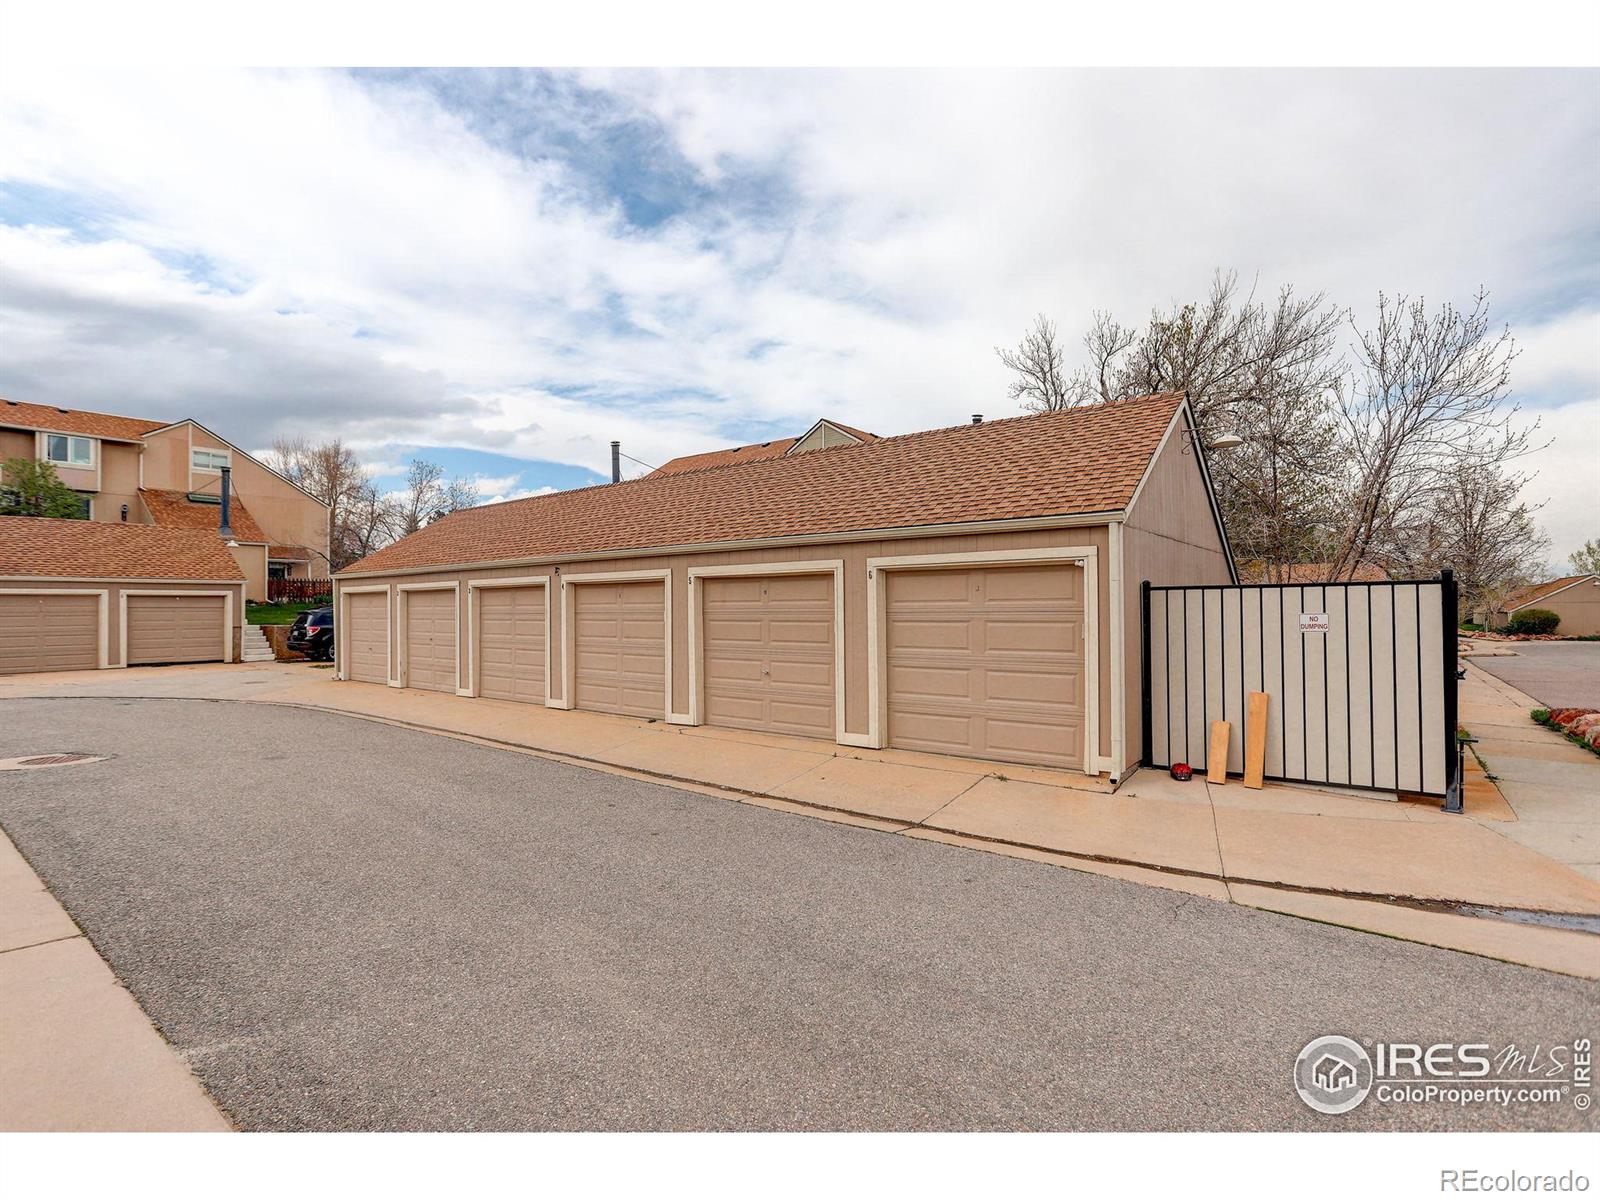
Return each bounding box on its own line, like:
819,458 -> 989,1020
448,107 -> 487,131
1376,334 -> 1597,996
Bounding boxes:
0,752 -> 108,771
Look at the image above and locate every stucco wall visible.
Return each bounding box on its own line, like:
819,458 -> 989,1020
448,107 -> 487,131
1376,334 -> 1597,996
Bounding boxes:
338,522 -> 1118,769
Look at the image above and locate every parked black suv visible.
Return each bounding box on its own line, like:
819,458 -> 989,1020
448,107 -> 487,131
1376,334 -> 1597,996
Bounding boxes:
286,606 -> 334,662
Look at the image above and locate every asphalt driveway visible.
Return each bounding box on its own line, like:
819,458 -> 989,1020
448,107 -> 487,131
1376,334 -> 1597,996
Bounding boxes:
1,697 -> 1594,1132
1474,642 -> 1600,709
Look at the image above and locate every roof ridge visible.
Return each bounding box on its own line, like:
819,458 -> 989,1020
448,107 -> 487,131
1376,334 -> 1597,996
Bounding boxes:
0,395 -> 166,429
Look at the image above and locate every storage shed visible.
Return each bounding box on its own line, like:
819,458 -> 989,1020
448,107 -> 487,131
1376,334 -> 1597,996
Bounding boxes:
333,392 -> 1235,782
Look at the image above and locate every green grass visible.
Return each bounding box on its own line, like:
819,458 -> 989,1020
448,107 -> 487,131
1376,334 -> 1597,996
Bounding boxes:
246,601 -> 324,626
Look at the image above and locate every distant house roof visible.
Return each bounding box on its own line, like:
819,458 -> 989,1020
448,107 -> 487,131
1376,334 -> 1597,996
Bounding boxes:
340,391 -> 1187,577
140,488 -> 269,544
651,436 -> 801,475
268,544 -> 314,561
0,397 -> 167,442
652,417 -> 880,476
0,516 -> 246,580
1237,560 -> 1390,584
1502,574 -> 1599,612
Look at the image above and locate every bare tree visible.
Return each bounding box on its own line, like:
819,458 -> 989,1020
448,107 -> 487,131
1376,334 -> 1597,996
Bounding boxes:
1388,456 -> 1548,618
267,437 -> 377,570
392,459 -> 479,537
1326,290 -> 1530,581
996,314 -> 1073,412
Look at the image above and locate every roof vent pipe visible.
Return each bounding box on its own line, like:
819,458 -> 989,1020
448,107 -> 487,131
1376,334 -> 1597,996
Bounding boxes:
218,465 -> 235,539
971,414 -> 983,424
610,441 -> 621,483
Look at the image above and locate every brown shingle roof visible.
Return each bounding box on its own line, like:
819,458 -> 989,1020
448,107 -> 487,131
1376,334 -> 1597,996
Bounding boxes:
140,488 -> 268,543
0,397 -> 166,441
653,436 -> 800,475
341,392 -> 1186,577
652,417 -> 880,476
268,544 -> 314,561
1504,574 -> 1598,611
0,516 -> 245,580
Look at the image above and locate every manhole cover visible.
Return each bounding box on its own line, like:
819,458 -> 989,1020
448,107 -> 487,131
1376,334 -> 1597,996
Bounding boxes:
0,752 -> 109,771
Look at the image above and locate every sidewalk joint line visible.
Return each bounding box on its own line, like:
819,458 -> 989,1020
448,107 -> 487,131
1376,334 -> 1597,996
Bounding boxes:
0,931 -> 85,956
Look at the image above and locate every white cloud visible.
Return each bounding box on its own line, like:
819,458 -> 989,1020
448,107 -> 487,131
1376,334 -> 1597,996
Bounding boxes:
480,485 -> 556,506
0,66 -> 1594,517
1516,397 -> 1599,568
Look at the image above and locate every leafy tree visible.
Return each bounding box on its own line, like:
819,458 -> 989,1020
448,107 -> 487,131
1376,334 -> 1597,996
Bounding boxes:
0,458 -> 89,518
1570,539 -> 1600,575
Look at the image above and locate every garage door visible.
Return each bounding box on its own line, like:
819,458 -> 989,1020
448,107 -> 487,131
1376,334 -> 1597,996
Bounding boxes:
403,589 -> 457,693
573,580 -> 665,718
477,585 -> 546,703
126,594 -> 226,665
345,591 -> 389,684
0,593 -> 100,675
702,574 -> 833,738
885,564 -> 1085,769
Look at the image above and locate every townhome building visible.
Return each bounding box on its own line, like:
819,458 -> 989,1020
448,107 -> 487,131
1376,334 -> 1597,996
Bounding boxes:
0,397 -> 331,601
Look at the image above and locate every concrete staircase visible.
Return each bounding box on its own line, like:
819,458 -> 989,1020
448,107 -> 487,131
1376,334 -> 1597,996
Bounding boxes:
241,624 -> 276,663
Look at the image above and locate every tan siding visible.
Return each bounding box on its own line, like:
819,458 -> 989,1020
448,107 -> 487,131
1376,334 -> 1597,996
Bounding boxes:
1120,419 -> 1233,771
1533,587 -> 1600,637
347,522 -> 1117,771
476,585 -> 546,703
0,593 -> 99,674
886,563 -> 1085,768
572,580 -> 666,718
95,442 -> 142,524
125,593 -> 227,664
0,578 -> 242,668
402,588 -> 457,693
702,573 -> 833,738
346,591 -> 389,684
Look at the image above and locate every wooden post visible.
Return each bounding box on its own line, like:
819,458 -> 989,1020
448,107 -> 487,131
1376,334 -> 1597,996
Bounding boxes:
1208,721 -> 1230,784
1244,692 -> 1269,789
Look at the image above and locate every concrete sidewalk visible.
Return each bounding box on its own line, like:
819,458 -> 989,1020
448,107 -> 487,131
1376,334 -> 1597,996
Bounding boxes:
1461,661 -> 1600,884
0,828 -> 230,1131
3,661 -> 1598,978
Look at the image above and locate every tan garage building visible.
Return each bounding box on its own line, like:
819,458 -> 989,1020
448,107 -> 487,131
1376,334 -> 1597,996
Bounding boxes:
1491,574 -> 1600,637
0,516 -> 245,673
333,392 -> 1235,781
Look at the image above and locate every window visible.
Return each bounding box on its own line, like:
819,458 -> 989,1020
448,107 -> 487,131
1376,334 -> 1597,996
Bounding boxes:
45,434 -> 93,467
71,493 -> 92,520
192,447 -> 231,472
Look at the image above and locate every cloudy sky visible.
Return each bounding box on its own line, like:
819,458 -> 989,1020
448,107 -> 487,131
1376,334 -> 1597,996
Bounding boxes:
0,68 -> 1594,558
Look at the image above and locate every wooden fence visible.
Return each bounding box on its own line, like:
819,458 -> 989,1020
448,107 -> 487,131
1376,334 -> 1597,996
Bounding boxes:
268,578 -> 333,605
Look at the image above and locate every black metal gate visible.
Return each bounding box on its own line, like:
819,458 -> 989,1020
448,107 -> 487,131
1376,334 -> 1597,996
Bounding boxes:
1140,571 -> 1459,802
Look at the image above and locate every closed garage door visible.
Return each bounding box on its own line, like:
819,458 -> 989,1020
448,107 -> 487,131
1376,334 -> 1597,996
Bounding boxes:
0,593 -> 100,675
126,594 -> 226,665
702,574 -> 833,738
346,591 -> 389,684
403,589 -> 457,693
477,585 -> 545,703
886,564 -> 1085,769
573,580 -> 665,718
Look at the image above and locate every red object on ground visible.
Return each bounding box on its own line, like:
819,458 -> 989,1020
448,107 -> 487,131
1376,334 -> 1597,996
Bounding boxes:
1170,763 -> 1194,781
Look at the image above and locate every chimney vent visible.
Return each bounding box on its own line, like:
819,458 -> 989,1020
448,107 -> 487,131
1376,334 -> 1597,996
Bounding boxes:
610,441 -> 621,484
218,465 -> 235,539
971,414 -> 983,424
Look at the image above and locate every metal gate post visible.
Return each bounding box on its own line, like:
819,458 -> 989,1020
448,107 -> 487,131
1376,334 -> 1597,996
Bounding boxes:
1140,580 -> 1153,767
1441,569 -> 1463,813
